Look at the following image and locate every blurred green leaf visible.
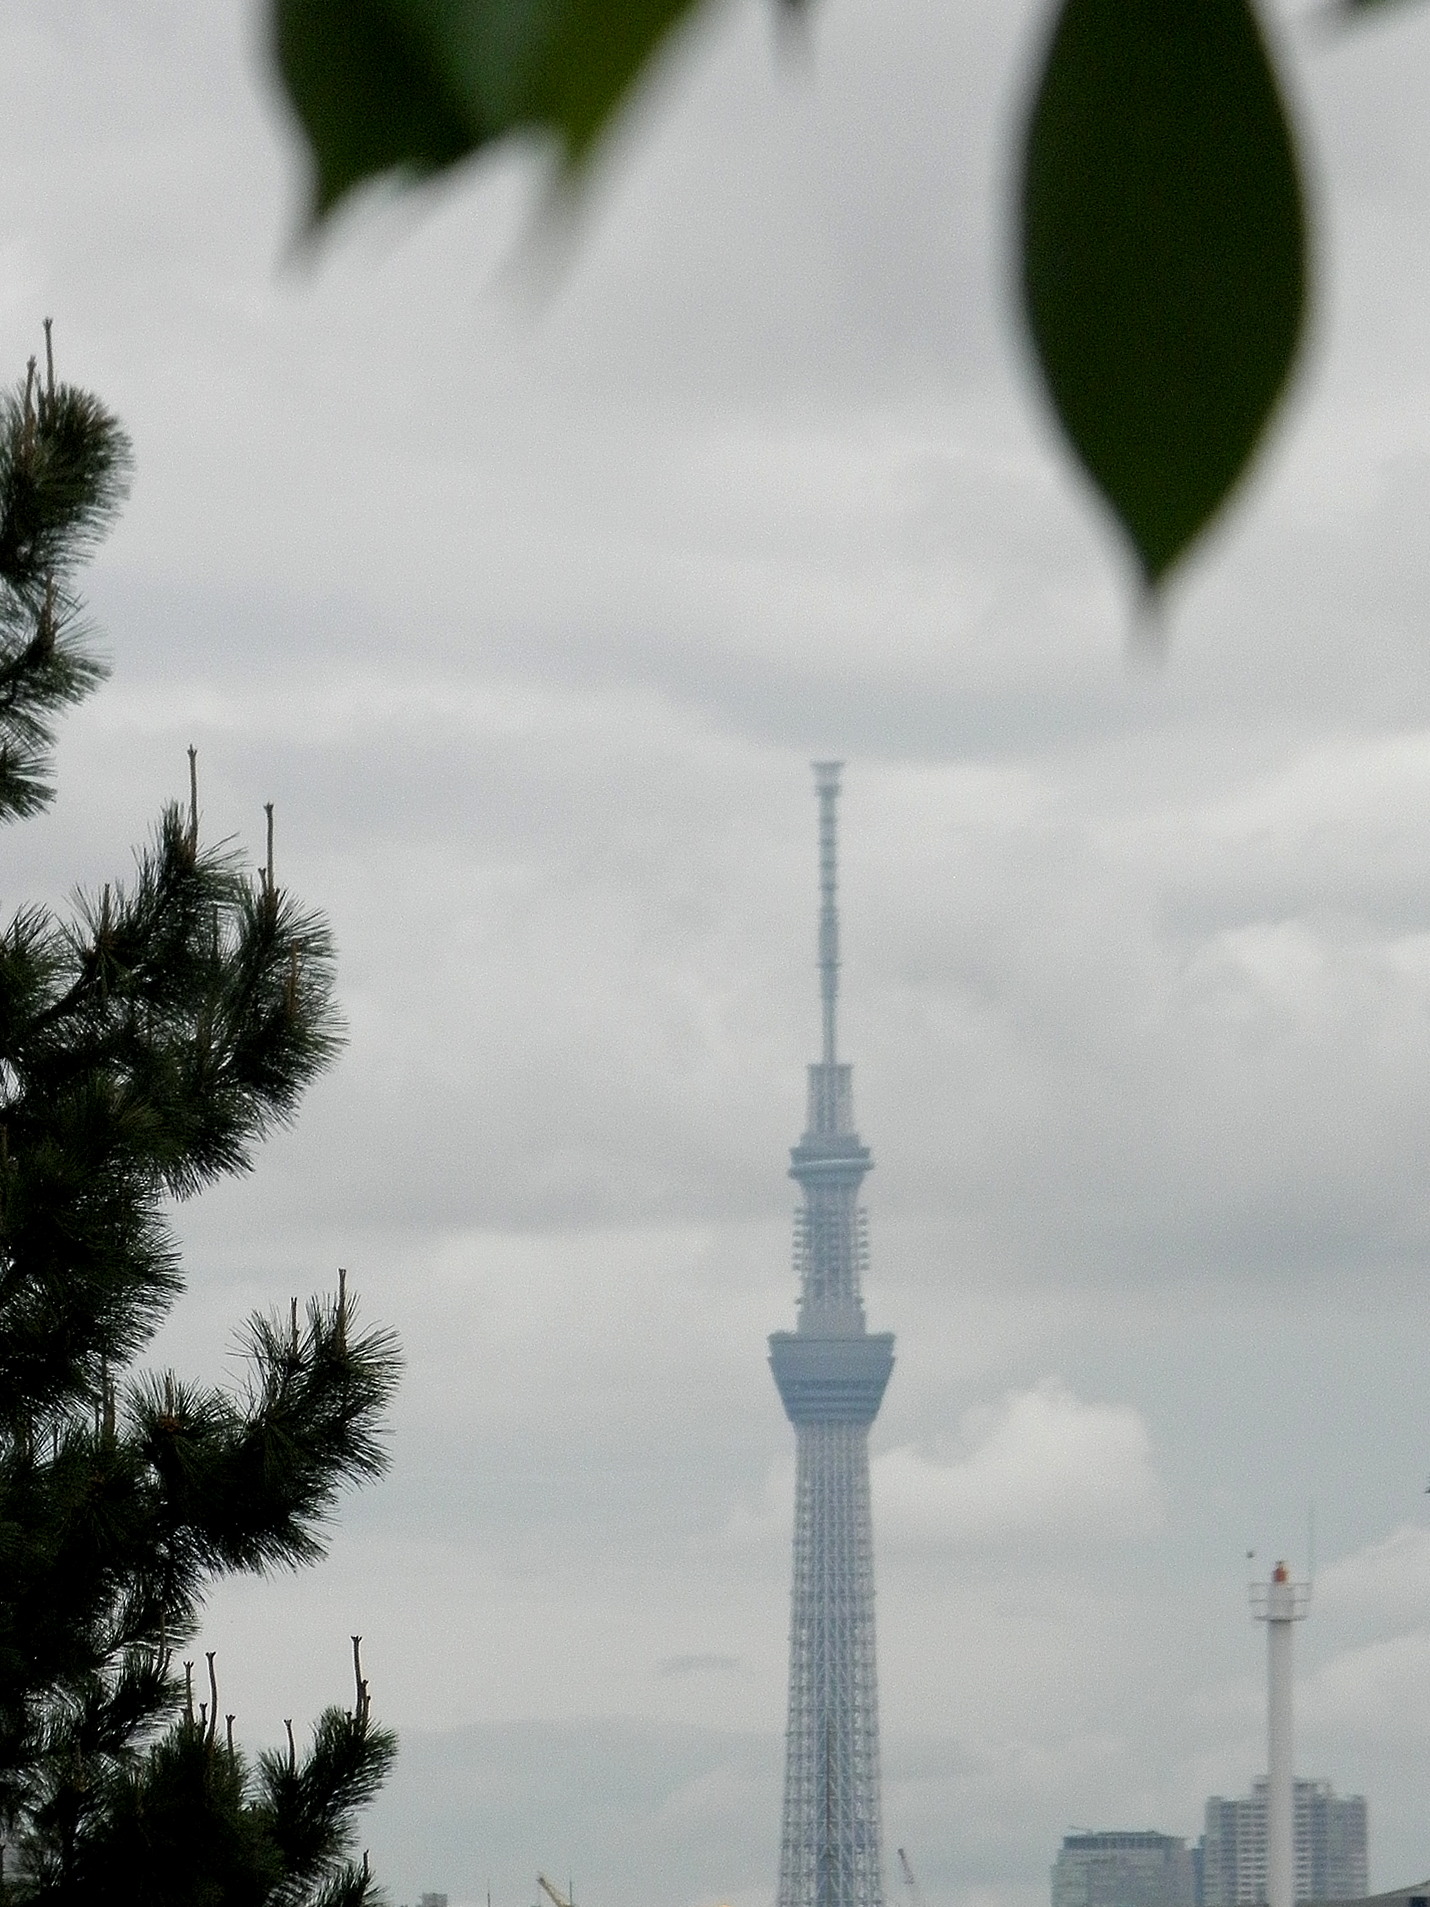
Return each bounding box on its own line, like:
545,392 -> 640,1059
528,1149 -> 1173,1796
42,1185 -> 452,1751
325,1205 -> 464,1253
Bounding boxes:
272,0 -> 712,220
1020,0 -> 1309,592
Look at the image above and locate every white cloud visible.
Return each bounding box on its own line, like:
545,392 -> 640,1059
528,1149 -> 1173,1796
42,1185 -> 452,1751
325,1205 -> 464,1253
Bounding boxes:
1316,1523 -> 1430,1629
1303,1630 -> 1430,1746
873,1381 -> 1164,1551
1289,1525 -> 1430,1755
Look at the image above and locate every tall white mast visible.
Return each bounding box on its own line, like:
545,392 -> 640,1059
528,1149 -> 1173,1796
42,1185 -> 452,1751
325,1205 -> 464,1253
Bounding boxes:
1251,1560 -> 1311,1907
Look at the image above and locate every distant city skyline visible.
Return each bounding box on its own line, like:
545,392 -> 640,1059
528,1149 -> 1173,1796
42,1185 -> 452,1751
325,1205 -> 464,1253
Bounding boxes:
1050,1782 -> 1368,1907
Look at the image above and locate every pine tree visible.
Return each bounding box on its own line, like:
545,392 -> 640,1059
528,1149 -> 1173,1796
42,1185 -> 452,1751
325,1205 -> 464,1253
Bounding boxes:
0,326 -> 400,1905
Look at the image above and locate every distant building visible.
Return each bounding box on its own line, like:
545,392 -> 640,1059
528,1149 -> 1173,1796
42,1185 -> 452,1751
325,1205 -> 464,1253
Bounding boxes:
1053,1832 -> 1199,1907
1202,1782 -> 1368,1905
417,1894 -> 448,1907
1311,1887 -> 1427,1907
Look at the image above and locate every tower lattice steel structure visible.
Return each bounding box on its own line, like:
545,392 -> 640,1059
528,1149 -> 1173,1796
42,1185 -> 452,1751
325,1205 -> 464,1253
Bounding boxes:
770,762 -> 893,1907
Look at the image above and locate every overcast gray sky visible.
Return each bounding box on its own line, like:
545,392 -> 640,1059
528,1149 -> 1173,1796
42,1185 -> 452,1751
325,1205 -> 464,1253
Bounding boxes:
8,2 -> 1430,1905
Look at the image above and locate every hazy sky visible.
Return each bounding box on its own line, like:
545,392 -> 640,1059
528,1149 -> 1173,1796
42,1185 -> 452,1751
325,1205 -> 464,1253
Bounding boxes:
8,3 -> 1430,1905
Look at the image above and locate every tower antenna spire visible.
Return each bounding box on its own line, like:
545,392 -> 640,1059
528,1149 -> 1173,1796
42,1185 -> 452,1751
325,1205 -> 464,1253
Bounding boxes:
813,762 -> 842,1066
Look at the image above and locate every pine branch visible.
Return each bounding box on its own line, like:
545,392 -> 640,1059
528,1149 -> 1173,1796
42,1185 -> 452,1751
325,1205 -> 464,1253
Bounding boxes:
0,379 -> 131,600
258,1701 -> 397,1905
0,337 -> 397,1901
0,364 -> 130,826
133,1287 -> 399,1580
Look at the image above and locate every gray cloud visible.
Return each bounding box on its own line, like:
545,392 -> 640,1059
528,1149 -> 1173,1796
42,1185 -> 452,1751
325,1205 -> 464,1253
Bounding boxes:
656,1655 -> 744,1678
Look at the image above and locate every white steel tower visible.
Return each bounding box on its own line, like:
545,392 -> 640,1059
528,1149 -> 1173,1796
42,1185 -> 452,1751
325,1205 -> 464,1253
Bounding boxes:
1250,1561 -> 1311,1907
770,763 -> 893,1907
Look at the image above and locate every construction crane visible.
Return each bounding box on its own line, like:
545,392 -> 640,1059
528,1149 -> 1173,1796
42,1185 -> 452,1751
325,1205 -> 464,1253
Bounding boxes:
897,1848 -> 925,1907
537,1877 -> 573,1907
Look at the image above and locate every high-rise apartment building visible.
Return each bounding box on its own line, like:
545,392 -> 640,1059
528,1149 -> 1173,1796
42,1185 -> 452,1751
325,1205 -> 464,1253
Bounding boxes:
1202,1782 -> 1368,1906
1053,1832 -> 1198,1907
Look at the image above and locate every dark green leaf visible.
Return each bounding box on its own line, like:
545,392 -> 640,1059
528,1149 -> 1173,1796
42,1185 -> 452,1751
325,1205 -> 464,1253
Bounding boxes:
1020,0 -> 1309,590
272,0 -> 712,221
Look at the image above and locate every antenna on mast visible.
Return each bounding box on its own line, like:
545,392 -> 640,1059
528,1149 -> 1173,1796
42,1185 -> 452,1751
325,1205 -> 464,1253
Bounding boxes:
813,761 -> 842,1066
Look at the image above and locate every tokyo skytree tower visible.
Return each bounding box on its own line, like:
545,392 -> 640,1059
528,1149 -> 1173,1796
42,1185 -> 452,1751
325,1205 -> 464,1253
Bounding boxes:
769,762 -> 894,1907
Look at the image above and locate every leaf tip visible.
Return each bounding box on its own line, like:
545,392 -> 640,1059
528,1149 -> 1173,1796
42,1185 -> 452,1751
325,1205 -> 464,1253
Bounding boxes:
1127,576 -> 1171,667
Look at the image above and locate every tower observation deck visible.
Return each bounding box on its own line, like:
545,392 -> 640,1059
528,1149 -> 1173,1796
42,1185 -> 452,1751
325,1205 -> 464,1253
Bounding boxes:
770,762 -> 893,1907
